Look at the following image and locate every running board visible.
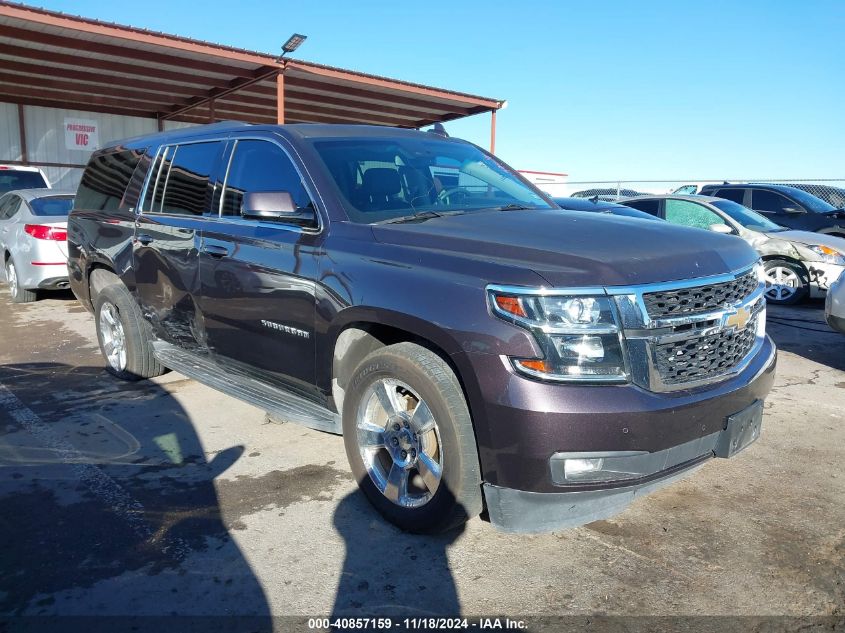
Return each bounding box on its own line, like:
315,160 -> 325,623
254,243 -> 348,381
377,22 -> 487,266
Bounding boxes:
152,343 -> 341,435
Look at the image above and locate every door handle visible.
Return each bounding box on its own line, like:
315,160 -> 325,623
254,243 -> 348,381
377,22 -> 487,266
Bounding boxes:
201,244 -> 230,258
136,234 -> 154,246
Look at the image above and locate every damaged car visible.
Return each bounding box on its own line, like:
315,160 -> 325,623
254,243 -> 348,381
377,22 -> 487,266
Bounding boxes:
621,194 -> 845,305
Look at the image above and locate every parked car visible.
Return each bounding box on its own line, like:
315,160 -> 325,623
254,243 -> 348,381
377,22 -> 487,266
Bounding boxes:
768,183 -> 845,210
0,189 -> 74,302
825,271 -> 845,333
620,195 -> 845,305
700,183 -> 845,238
569,187 -> 648,201
0,165 -> 50,193
68,122 -> 776,534
552,196 -> 660,220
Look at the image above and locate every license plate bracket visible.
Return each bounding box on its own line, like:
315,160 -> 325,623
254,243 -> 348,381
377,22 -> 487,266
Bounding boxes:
715,399 -> 764,458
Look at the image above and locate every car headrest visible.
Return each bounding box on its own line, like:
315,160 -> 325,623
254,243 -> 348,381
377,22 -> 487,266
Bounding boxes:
363,168 -> 401,196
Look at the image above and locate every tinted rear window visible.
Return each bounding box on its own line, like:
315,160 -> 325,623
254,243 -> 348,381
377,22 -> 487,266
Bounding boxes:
621,199 -> 661,215
0,170 -> 48,193
75,149 -> 144,212
29,196 -> 74,217
712,188 -> 745,204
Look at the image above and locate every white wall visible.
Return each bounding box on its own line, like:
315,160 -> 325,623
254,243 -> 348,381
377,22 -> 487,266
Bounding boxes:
518,171 -> 569,197
1,102 -> 170,190
0,102 -> 23,162
22,104 -> 159,190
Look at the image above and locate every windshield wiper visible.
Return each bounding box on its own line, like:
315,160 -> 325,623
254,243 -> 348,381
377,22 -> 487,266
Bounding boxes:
494,204 -> 537,211
377,210 -> 444,225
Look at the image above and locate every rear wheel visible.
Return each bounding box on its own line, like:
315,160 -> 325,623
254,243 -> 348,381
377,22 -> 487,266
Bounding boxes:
763,259 -> 808,305
342,342 -> 482,533
94,283 -> 164,380
6,258 -> 36,303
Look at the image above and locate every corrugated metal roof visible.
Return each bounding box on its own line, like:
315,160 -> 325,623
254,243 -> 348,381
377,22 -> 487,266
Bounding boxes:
0,0 -> 503,127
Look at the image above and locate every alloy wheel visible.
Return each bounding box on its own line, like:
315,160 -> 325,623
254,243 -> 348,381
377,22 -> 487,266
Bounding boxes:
6,262 -> 17,298
764,266 -> 799,302
99,301 -> 127,371
355,378 -> 443,508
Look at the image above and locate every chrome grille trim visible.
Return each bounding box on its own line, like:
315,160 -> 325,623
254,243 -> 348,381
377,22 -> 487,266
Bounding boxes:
607,265 -> 765,392
642,270 -> 759,319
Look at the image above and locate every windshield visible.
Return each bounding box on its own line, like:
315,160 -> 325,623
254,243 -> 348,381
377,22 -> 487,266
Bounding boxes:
311,137 -> 552,223
711,199 -> 783,232
29,195 -> 74,217
782,187 -> 837,213
0,170 -> 48,193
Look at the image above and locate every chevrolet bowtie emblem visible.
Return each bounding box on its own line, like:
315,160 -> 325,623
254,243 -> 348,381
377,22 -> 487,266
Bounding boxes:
725,307 -> 752,330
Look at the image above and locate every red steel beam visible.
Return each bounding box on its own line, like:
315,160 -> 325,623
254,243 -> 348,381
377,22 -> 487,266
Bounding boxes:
0,24 -> 254,77
0,70 -> 183,108
0,43 -> 226,89
277,72 -> 285,125
160,65 -> 280,120
490,109 -> 497,154
0,59 -> 204,98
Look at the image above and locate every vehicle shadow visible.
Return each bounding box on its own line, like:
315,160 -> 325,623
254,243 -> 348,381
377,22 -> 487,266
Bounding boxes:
0,362 -> 272,627
766,301 -> 845,372
331,490 -> 465,620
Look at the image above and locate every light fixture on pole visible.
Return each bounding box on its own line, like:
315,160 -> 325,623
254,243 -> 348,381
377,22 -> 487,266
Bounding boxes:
276,33 -> 307,62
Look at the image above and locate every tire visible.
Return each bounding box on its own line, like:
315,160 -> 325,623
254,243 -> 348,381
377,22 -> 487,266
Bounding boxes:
762,259 -> 809,305
94,283 -> 164,381
342,342 -> 483,533
6,258 -> 37,303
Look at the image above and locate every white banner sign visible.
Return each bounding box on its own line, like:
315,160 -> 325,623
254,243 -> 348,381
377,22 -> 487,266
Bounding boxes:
64,118 -> 99,151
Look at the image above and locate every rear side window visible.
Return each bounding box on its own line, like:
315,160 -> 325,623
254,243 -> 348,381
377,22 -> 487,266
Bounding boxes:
143,141 -> 223,216
29,196 -> 75,217
0,170 -> 48,193
76,149 -> 143,211
220,139 -> 312,217
664,199 -> 730,230
712,188 -> 745,204
622,199 -> 661,216
750,189 -> 795,213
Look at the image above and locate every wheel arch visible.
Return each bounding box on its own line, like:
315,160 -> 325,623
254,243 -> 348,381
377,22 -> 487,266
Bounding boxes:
328,312 -> 475,424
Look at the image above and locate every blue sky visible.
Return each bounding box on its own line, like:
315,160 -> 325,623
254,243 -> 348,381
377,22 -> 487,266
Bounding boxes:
37,0 -> 845,180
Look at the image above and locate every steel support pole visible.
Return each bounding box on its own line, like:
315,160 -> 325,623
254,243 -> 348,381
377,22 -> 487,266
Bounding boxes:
490,109 -> 497,154
276,71 -> 285,124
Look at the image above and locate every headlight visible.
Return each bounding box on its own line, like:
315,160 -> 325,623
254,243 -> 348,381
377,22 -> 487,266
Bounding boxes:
488,288 -> 628,382
808,245 -> 845,265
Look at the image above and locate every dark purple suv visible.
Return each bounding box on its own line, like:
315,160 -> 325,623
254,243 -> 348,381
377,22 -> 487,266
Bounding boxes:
67,123 -> 776,533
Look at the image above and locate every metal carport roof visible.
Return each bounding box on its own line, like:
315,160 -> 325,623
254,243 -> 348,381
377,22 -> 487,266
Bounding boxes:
0,1 -> 504,140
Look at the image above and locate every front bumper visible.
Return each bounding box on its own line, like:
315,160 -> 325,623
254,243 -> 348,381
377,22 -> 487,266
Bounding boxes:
458,335 -> 776,532
808,262 -> 845,298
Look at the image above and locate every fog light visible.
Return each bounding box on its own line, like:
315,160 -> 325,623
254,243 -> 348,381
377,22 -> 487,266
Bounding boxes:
564,457 -> 604,478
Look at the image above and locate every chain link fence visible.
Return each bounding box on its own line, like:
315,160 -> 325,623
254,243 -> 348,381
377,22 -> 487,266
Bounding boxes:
544,179 -> 845,207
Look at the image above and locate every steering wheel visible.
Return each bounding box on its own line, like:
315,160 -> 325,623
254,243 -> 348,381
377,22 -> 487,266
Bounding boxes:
436,186 -> 469,205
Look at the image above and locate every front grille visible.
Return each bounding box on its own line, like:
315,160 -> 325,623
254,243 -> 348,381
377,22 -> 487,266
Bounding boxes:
643,270 -> 758,319
653,315 -> 759,385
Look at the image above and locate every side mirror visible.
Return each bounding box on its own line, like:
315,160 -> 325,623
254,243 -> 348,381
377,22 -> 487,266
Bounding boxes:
709,223 -> 734,234
241,191 -> 316,225
782,206 -> 804,214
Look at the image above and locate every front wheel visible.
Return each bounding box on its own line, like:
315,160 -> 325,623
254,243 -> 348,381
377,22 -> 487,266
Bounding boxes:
763,259 -> 809,305
342,342 -> 482,533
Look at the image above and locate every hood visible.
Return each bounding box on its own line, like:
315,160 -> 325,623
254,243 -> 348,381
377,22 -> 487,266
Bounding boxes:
768,229 -> 845,252
372,209 -> 758,287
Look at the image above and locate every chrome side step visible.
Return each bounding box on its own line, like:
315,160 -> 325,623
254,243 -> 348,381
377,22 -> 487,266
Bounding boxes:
152,342 -> 341,435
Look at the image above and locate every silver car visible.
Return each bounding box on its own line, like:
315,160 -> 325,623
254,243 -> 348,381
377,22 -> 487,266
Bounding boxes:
0,189 -> 75,303
826,271 -> 845,333
620,194 -> 845,305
